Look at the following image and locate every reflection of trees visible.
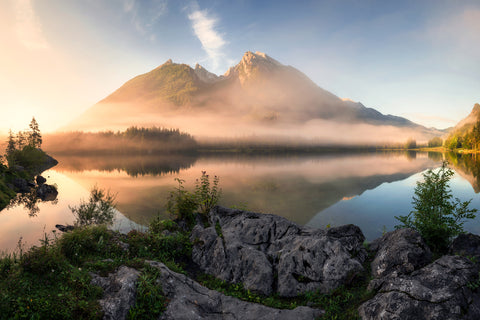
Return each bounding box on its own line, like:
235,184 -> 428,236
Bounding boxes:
53,154 -> 198,177
427,152 -> 444,162
6,190 -> 58,217
445,152 -> 480,193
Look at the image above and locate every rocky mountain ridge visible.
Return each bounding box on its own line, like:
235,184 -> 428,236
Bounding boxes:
67,51 -> 443,143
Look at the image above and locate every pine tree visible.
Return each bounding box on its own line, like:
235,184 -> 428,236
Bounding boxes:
28,117 -> 42,148
6,129 -> 16,156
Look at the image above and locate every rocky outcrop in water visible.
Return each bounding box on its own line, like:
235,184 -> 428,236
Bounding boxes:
147,260 -> 323,320
190,206 -> 367,297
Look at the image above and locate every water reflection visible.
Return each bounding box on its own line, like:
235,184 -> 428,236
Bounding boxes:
3,151 -> 480,252
51,152 -> 440,226
54,154 -> 197,177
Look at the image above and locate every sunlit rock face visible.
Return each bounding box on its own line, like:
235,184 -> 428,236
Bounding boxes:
191,206 -> 367,297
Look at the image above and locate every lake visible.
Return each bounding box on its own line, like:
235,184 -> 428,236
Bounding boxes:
2,151 -> 480,253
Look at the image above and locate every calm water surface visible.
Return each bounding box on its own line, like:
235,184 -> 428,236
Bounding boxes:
2,151 -> 480,252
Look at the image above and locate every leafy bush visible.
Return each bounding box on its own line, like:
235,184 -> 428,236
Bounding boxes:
70,186 -> 117,226
58,225 -> 123,264
395,161 -> 477,253
128,265 -> 167,319
166,172 -> 221,228
195,171 -> 221,216
126,230 -> 191,263
149,216 -> 179,235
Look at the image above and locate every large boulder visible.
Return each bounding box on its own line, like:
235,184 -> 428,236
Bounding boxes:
191,206 -> 366,297
368,228 -> 431,290
36,184 -> 58,201
147,261 -> 323,320
36,175 -> 47,185
449,233 -> 480,259
359,255 -> 480,320
91,266 -> 140,320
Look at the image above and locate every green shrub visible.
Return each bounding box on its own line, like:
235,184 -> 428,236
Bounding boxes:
166,178 -> 198,227
395,161 -> 477,253
126,230 -> 191,262
128,265 -> 167,319
195,171 -> 221,216
70,186 -> 117,226
166,172 -> 222,228
149,217 -> 179,235
59,225 -> 123,264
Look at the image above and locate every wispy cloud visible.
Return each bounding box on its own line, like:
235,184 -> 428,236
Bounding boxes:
124,0 -> 168,38
188,8 -> 226,69
14,0 -> 49,50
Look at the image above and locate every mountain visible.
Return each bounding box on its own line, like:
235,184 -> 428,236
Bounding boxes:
67,51 -> 442,143
450,103 -> 480,135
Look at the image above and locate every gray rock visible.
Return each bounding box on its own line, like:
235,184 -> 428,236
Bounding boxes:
449,233 -> 480,259
368,228 -> 431,290
55,224 -> 75,232
36,184 -> 58,201
191,206 -> 366,297
91,266 -> 140,320
36,175 -> 47,185
147,260 -> 323,320
359,255 -> 480,320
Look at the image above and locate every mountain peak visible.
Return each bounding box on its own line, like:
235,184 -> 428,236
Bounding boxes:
227,51 -> 283,85
451,103 -> 480,134
194,63 -> 220,83
240,51 -> 282,67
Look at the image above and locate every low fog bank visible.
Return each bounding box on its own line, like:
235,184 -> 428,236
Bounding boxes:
64,105 -> 439,149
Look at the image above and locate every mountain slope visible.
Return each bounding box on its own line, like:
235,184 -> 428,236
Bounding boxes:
450,103 -> 480,135
67,51 -> 442,143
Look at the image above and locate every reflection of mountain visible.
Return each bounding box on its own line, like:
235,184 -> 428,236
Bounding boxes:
446,152 -> 480,193
52,152 -> 437,226
53,154 -> 197,177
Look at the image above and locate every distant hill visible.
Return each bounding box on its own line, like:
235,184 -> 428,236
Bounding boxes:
67,51 -> 443,144
444,103 -> 480,149
449,103 -> 480,135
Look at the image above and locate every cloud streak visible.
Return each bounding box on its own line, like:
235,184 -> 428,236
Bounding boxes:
14,0 -> 49,50
188,8 -> 226,69
124,0 -> 168,37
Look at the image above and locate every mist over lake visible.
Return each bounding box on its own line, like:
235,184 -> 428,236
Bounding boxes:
2,151 -> 480,252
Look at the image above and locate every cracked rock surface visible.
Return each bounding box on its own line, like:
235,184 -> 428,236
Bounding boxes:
91,266 -> 140,320
191,206 -> 366,297
147,260 -> 323,320
368,228 -> 432,291
359,255 -> 480,320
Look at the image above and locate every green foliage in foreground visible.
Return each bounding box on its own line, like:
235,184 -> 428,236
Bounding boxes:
0,215 -> 375,320
0,236 -> 104,319
128,264 -> 167,320
395,161 -> 477,253
166,171 -> 222,228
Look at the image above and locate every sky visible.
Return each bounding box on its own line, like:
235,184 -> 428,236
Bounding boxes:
0,0 -> 479,133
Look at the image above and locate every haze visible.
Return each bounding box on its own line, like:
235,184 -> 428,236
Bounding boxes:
1,0 -> 479,134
